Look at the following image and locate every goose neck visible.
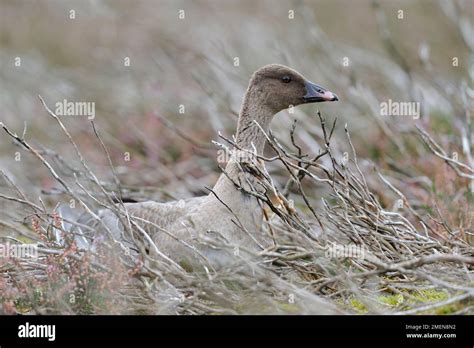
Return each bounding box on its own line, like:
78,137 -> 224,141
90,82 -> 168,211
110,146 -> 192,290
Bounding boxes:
235,96 -> 274,155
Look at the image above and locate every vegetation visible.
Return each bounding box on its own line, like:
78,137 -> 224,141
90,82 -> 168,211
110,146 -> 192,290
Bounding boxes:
0,0 -> 472,314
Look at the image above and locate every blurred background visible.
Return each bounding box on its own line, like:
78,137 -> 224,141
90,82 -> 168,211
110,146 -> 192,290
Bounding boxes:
1,0 -> 473,316
0,0 -> 472,232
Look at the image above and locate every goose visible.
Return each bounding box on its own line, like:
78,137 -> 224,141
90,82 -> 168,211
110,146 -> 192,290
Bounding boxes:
95,64 -> 338,270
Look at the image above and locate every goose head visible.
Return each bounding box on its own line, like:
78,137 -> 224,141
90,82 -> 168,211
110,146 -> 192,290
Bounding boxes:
236,64 -> 338,153
216,64 -> 339,198
248,64 -> 338,113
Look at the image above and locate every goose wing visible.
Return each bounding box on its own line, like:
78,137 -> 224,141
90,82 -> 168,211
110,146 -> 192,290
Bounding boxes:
103,196 -> 209,240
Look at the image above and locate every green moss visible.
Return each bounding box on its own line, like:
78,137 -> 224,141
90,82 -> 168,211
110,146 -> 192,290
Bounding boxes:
378,293 -> 404,306
377,289 -> 453,313
415,290 -> 472,314
337,289 -> 456,314
345,297 -> 368,314
435,305 -> 459,315
411,289 -> 448,303
277,302 -> 301,313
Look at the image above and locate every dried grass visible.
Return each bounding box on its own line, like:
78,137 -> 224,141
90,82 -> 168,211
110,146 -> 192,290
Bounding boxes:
0,0 -> 473,315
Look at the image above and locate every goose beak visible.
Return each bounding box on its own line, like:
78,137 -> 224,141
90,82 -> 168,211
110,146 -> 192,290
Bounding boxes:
303,81 -> 338,103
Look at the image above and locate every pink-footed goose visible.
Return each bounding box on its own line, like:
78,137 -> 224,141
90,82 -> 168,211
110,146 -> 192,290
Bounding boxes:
99,64 -> 338,270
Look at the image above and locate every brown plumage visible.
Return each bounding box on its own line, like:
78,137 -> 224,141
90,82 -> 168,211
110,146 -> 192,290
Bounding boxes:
99,64 -> 338,270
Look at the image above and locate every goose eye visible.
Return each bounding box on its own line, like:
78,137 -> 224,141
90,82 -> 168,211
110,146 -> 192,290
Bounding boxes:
281,75 -> 291,83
